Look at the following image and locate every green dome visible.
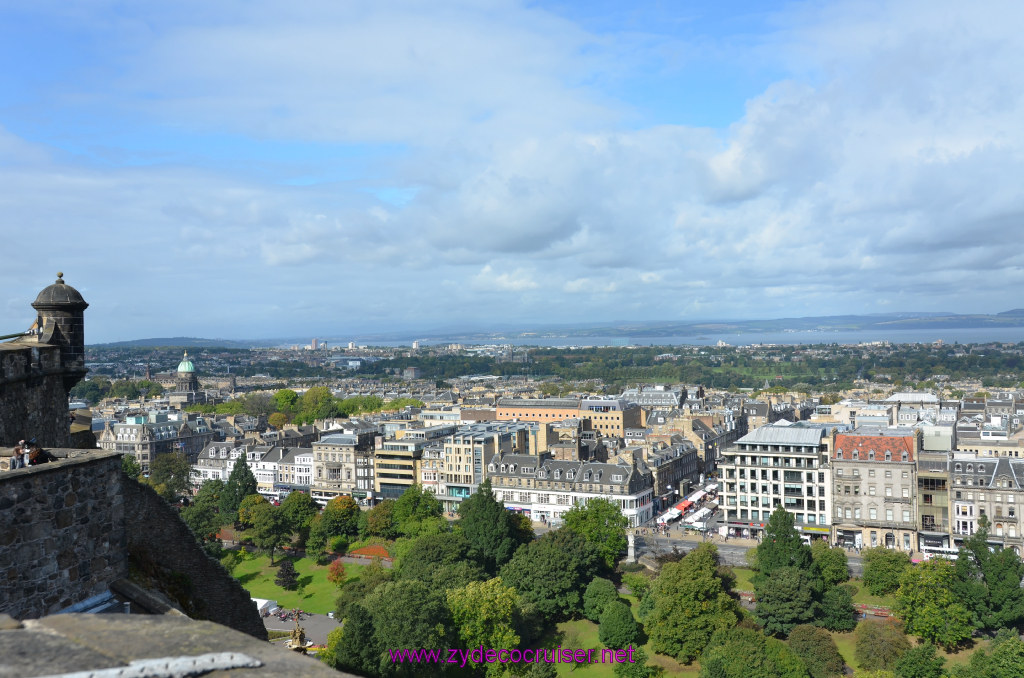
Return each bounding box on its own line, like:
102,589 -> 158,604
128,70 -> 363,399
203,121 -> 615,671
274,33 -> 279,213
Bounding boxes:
177,351 -> 195,373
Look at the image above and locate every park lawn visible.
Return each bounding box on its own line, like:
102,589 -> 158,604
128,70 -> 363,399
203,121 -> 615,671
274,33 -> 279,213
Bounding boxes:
228,554 -> 364,615
848,579 -> 897,609
732,567 -> 756,592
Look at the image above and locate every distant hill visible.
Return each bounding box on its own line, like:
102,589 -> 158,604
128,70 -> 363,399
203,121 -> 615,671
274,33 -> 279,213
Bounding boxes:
90,310 -> 1024,346
91,337 -> 260,349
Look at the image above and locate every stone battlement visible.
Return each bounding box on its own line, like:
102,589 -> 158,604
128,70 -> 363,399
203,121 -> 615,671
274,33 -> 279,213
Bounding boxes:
0,450 -> 266,640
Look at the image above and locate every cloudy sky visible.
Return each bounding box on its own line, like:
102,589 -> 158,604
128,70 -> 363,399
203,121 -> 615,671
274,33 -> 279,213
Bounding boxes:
2,0 -> 1022,342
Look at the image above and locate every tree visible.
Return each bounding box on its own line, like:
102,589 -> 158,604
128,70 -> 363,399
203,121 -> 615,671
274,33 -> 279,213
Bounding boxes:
854,619 -> 911,672
219,456 -> 258,521
392,484 -> 443,537
249,502 -> 291,565
584,577 -> 621,622
647,543 -> 740,663
757,508 -> 812,577
446,577 -> 522,675
818,585 -> 856,632
322,604 -> 381,677
307,495 -> 361,562
280,490 -> 319,535
237,493 -> 268,529
614,647 -> 660,678
268,412 -> 288,429
893,643 -> 945,678
754,566 -> 821,637
121,453 -> 141,480
810,541 -> 849,588
563,498 -> 629,570
296,386 -> 338,424
145,451 -> 196,502
366,499 -> 399,539
273,388 -> 299,415
327,559 -> 347,588
599,600 -> 639,649
181,479 -> 225,544
699,626 -> 810,678
363,580 -> 455,677
499,528 -> 602,622
862,548 -> 912,596
275,559 -> 298,590
334,558 -> 393,622
459,479 -> 530,574
398,531 -> 485,586
947,630 -> 1024,678
895,559 -> 973,649
787,624 -> 844,678
955,515 -> 1024,631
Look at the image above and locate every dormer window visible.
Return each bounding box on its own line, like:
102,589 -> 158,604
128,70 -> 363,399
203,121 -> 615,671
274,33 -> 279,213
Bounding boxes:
554,469 -> 561,479
868,451 -> 875,461
501,464 -> 507,473
836,449 -> 842,459
902,452 -> 909,462
885,451 -> 891,461
853,451 -> 859,460
488,464 -> 496,473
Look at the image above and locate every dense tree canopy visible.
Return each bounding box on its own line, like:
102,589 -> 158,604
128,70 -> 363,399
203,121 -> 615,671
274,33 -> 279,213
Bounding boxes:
757,508 -> 813,577
499,528 -> 602,621
895,559 -> 973,650
144,451 -> 195,502
563,498 -> 629,570
854,619 -> 911,672
699,626 -> 810,678
647,543 -> 740,663
755,566 -> 821,637
219,455 -> 258,521
787,625 -> 845,678
862,548 -> 912,596
458,479 -> 531,574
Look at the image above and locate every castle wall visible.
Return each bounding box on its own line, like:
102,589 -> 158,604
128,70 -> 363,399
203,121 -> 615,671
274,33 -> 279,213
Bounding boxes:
0,344 -> 72,448
0,452 -> 128,617
122,477 -> 267,639
0,451 -> 265,640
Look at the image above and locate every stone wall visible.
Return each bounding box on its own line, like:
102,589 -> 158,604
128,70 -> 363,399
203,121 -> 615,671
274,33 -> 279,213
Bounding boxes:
0,451 -> 128,617
0,343 -> 72,448
0,451 -> 265,640
122,479 -> 266,639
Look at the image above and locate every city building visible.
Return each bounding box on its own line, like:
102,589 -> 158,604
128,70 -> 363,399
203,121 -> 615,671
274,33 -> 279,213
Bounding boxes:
720,423 -> 833,541
488,451 -> 655,527
831,428 -> 919,551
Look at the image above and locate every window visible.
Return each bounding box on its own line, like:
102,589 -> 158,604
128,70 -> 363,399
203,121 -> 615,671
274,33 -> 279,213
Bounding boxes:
854,508 -> 861,519
885,486 -> 892,497
902,487 -> 910,498
902,471 -> 909,479
837,469 -> 843,476
869,507 -> 877,520
886,509 -> 894,521
869,469 -> 876,478
903,510 -> 911,523
869,485 -> 876,496
885,470 -> 892,479
845,508 -> 852,519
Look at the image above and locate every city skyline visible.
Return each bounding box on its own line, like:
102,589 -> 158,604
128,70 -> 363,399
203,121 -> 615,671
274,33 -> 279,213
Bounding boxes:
2,0 -> 1023,343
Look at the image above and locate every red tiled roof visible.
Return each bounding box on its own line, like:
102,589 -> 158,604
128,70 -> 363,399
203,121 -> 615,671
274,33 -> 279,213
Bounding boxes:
834,433 -> 915,461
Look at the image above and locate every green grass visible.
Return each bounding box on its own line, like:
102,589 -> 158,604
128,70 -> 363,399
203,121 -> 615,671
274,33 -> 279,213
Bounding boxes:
226,553 -> 364,615
732,567 -> 756,592
847,579 -> 897,609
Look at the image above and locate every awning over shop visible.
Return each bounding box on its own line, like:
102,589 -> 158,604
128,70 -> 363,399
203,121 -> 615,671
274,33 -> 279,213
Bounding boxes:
686,490 -> 707,503
676,500 -> 694,512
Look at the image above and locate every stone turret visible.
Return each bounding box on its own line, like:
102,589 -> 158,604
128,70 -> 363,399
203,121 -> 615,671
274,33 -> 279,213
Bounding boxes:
31,272 -> 89,392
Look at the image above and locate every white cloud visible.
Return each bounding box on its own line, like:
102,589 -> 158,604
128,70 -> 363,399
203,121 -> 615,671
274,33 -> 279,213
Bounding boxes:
4,0 -> 1024,340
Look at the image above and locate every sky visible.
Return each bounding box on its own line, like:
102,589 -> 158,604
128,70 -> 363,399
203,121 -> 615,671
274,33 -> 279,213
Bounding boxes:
2,0 -> 1023,343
